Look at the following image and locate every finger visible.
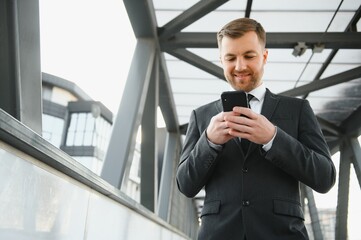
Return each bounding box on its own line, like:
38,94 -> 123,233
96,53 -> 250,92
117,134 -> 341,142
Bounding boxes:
225,115 -> 253,127
233,107 -> 254,118
226,121 -> 252,134
228,127 -> 253,140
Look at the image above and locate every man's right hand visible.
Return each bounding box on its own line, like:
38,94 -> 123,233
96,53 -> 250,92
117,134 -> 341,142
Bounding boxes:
206,111 -> 237,145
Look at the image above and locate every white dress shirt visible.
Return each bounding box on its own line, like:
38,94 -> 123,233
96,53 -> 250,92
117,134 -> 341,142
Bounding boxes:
248,83 -> 276,152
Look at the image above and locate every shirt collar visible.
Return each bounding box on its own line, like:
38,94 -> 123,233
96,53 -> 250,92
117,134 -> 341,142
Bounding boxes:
248,82 -> 266,102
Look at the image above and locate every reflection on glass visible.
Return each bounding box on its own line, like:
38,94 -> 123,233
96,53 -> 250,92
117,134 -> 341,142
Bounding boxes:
42,115 -> 64,148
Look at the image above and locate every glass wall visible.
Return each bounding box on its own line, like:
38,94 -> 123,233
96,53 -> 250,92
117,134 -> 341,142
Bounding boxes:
42,114 -> 65,148
65,112 -> 112,174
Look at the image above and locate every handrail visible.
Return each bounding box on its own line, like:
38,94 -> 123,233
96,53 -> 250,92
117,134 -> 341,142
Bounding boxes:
0,108 -> 189,239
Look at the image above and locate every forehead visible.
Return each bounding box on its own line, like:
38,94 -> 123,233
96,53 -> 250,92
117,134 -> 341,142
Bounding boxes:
220,31 -> 263,54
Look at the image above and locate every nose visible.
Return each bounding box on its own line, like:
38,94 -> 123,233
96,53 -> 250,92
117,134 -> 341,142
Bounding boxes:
235,58 -> 246,71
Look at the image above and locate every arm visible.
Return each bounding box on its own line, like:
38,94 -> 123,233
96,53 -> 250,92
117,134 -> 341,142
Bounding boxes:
176,109 -> 230,198
264,100 -> 336,193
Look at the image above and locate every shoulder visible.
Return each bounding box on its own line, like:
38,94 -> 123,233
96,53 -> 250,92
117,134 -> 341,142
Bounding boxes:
186,99 -> 221,133
194,99 -> 221,115
267,88 -> 308,106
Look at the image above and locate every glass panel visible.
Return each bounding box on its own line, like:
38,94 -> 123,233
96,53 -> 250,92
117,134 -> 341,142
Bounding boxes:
327,12 -> 355,32
153,0 -> 198,10
332,50 -> 361,64
252,12 -> 335,32
66,114 -> 79,146
267,49 -> 334,64
167,61 -> 217,79
66,132 -> 75,146
341,0 -> 361,9
184,11 -> 246,32
298,63 -> 323,82
310,49 -> 333,63
52,118 -> 64,147
77,113 -> 86,133
263,62 -> 307,81
84,113 -> 95,146
155,11 -> 182,27
68,114 -> 78,131
83,132 -> 93,146
91,117 -> 111,154
188,48 -> 220,62
74,113 -> 86,146
171,78 -> 230,94
42,85 -> 52,101
42,114 -> 64,148
253,0 -> 342,10
155,1 -> 246,28
320,63 -> 360,78
173,93 -> 221,107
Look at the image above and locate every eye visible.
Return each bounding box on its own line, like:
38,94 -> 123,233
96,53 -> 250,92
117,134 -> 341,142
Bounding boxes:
245,55 -> 256,59
225,56 -> 235,61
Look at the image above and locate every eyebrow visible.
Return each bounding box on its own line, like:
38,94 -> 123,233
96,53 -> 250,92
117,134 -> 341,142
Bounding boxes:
223,50 -> 257,57
243,50 -> 258,55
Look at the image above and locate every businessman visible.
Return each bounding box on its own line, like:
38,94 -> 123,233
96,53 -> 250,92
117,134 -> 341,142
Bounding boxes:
176,18 -> 336,240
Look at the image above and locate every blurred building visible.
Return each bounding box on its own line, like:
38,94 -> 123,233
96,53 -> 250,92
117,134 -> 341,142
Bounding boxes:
41,72 -> 167,203
42,72 -> 113,175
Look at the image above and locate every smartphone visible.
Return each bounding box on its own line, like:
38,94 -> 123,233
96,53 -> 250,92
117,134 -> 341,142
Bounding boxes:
221,90 -> 248,112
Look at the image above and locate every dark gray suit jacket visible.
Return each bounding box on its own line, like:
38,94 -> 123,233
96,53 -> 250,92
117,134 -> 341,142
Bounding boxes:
176,89 -> 336,240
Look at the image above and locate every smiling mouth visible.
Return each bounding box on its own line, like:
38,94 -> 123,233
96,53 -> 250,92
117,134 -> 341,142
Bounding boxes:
234,73 -> 250,79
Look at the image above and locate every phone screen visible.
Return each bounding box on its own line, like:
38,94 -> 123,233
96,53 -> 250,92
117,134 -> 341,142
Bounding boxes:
221,91 -> 248,112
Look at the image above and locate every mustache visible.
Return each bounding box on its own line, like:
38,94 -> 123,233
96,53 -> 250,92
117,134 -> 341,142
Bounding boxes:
233,70 -> 252,75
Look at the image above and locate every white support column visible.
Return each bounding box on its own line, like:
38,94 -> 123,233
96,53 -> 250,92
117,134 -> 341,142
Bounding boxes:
157,132 -> 179,221
335,139 -> 351,240
101,39 -> 156,189
349,137 -> 361,188
140,53 -> 159,212
0,0 -> 42,134
304,185 -> 324,240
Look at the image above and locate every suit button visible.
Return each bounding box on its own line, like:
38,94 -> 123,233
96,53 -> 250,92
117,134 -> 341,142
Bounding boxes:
242,200 -> 250,206
242,168 -> 248,173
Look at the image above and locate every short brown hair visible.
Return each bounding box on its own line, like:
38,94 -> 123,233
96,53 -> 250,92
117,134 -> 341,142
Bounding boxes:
217,18 -> 266,48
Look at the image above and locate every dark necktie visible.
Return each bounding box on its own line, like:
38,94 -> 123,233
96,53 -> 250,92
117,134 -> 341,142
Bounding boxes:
241,94 -> 254,153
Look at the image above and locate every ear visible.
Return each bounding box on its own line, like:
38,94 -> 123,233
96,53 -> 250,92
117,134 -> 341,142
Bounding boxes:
220,55 -> 223,65
263,48 -> 268,64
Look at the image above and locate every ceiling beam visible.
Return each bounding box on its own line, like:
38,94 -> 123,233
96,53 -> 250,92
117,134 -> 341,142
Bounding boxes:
158,0 -> 229,40
160,32 -> 361,50
167,48 -> 226,81
124,0 -> 179,133
159,54 -> 180,133
244,0 -> 253,18
279,66 -> 361,97
123,0 -> 158,38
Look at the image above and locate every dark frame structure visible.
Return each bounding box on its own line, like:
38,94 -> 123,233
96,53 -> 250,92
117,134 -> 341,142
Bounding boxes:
101,1 -> 361,239
0,0 -> 360,239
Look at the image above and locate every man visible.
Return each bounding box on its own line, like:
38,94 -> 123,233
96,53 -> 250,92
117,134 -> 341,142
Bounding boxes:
176,18 -> 336,240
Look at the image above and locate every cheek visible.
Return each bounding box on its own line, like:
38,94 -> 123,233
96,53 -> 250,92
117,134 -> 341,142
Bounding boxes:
224,63 -> 234,73
251,61 -> 263,72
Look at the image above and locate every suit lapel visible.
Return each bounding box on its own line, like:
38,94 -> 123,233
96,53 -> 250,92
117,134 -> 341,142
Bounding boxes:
260,89 -> 279,121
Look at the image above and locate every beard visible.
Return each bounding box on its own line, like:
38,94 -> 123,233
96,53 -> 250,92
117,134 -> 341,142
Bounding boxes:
226,74 -> 261,92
